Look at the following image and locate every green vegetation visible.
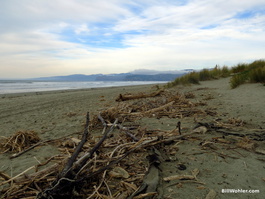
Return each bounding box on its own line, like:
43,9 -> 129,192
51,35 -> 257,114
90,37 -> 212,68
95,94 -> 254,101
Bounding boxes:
167,59 -> 265,89
167,71 -> 200,87
230,60 -> 265,88
166,65 -> 231,87
229,73 -> 248,89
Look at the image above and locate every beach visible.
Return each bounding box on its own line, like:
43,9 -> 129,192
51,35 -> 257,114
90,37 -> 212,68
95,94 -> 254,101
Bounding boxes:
0,79 -> 264,198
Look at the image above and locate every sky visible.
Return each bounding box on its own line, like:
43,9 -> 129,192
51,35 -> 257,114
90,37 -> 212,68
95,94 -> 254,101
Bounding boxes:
1,0 -> 265,78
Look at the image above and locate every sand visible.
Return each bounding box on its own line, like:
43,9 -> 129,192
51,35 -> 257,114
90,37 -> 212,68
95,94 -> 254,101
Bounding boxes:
0,85 -> 157,179
0,79 -> 264,198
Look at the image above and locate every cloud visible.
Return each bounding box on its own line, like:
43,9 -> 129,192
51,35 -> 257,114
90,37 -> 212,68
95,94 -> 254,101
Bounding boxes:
74,24 -> 90,35
0,0 -> 265,78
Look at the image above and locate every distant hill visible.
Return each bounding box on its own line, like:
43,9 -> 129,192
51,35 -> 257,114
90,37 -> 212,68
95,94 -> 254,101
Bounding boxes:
95,73 -> 130,81
124,74 -> 184,81
31,70 -> 192,82
130,69 -> 194,75
33,74 -> 104,81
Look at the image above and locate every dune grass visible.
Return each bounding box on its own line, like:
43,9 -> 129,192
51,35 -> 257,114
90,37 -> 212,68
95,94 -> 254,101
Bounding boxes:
230,60 -> 265,88
167,65 -> 231,87
167,60 -> 265,89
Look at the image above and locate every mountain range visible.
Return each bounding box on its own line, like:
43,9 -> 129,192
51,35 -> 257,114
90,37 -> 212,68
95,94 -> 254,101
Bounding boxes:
32,69 -> 193,82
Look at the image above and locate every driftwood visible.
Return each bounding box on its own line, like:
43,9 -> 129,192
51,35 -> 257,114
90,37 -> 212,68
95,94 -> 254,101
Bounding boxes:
0,131 -> 40,154
0,100 -> 203,198
10,131 -> 84,159
143,100 -> 175,115
116,90 -> 164,102
37,120 -> 198,198
0,172 -> 11,181
10,142 -> 43,159
163,168 -> 205,187
36,114 -> 120,199
2,113 -> 145,198
105,121 -> 139,141
0,166 -> 35,186
15,162 -> 61,183
91,89 -> 212,127
128,147 -> 161,199
197,122 -> 265,141
74,118 -> 118,175
129,100 -> 175,116
59,112 -> 90,178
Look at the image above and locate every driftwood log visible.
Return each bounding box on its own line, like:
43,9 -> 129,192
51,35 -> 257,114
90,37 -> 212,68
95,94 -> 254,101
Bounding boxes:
116,90 -> 164,102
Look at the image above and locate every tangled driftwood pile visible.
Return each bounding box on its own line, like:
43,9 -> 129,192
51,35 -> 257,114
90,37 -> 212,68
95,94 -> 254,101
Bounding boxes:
0,131 -> 40,153
92,90 -> 215,127
0,117 -> 187,198
0,89 -> 264,199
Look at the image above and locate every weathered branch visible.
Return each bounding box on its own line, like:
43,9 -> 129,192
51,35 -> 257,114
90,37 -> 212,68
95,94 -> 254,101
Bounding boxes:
74,118 -> 118,173
59,112 -> 90,178
0,166 -> 35,186
106,122 -> 139,141
37,118 -> 119,199
10,142 -> 44,159
98,113 -> 107,128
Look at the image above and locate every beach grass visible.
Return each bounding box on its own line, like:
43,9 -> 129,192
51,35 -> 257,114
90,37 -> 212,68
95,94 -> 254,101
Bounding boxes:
230,60 -> 265,88
167,59 -> 265,88
166,65 -> 231,87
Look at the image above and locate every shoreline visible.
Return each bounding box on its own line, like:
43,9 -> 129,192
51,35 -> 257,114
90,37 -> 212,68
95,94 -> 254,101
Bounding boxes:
0,83 -> 161,97
0,81 -> 166,95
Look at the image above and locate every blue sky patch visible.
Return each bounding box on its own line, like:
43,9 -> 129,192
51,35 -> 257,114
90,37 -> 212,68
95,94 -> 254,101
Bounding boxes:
235,10 -> 255,19
57,19 -> 150,49
235,8 -> 265,19
201,24 -> 218,29
59,25 -> 130,49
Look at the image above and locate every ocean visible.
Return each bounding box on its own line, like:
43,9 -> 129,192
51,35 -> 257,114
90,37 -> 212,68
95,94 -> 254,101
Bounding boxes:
0,80 -> 167,94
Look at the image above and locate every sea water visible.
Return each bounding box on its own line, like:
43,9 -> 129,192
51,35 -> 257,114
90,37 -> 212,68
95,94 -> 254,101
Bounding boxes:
0,80 -> 166,94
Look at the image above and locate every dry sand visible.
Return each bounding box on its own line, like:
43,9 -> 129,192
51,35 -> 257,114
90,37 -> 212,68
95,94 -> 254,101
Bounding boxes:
0,79 -> 264,199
